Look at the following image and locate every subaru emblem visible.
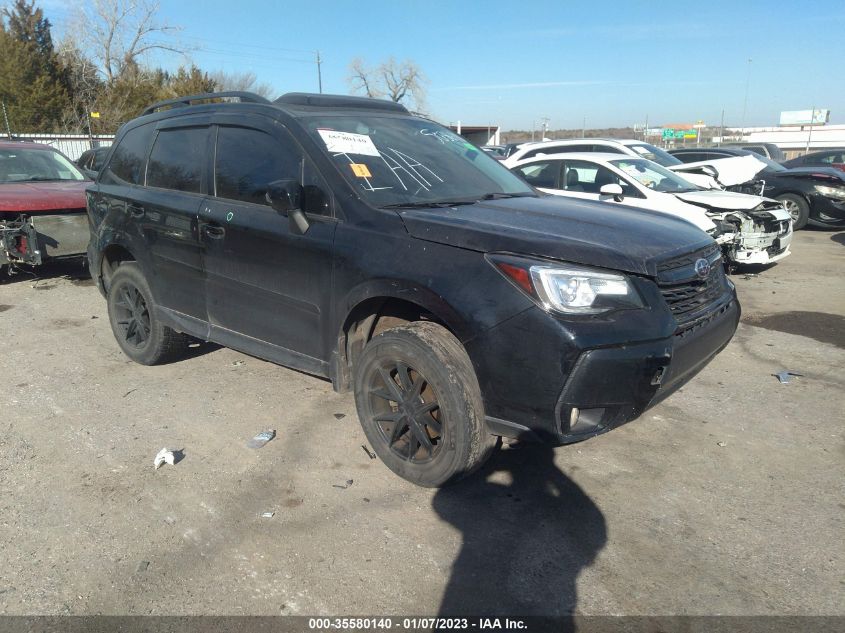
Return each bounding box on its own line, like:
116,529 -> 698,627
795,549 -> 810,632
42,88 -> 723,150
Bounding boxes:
694,258 -> 711,279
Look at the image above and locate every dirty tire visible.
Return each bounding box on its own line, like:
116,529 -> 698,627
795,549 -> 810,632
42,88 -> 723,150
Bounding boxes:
777,193 -> 809,230
106,262 -> 188,365
353,321 -> 495,487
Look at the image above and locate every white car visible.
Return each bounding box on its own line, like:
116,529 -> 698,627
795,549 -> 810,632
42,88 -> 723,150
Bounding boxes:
510,152 -> 793,266
503,138 -> 721,189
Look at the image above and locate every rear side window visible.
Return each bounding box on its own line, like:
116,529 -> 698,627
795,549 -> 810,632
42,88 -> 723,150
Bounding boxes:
101,125 -> 152,185
147,127 -> 207,193
214,126 -> 300,207
514,161 -> 559,188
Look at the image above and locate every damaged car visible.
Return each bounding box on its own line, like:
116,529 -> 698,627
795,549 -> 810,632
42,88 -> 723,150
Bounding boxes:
88,91 -> 740,487
510,152 -> 793,267
0,141 -> 92,276
668,147 -> 845,230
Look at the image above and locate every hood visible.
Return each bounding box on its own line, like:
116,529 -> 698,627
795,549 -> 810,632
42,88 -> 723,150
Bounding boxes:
398,196 -> 713,277
675,189 -> 767,211
669,155 -> 768,187
0,180 -> 89,213
676,190 -> 790,221
774,166 -> 845,183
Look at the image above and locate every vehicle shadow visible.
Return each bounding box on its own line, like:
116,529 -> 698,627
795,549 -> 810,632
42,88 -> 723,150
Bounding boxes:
433,437 -> 606,626
830,232 -> 845,246
0,257 -> 90,286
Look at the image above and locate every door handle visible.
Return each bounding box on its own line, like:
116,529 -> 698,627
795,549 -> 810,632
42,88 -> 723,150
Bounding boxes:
127,203 -> 145,218
202,223 -> 226,239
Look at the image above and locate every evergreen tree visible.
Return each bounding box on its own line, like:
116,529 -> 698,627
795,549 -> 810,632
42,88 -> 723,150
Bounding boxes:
0,1 -> 70,132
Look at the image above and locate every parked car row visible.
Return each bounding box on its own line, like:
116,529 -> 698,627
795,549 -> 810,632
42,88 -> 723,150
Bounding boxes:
74,91 -> 742,487
509,152 -> 792,267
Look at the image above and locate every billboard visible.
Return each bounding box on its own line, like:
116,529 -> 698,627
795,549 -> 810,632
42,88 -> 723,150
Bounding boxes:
779,109 -> 830,126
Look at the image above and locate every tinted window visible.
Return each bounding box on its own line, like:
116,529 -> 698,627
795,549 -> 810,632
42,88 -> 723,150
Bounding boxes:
147,127 -> 207,193
596,145 -> 625,154
215,126 -> 301,207
514,161 -> 559,188
102,125 -> 152,185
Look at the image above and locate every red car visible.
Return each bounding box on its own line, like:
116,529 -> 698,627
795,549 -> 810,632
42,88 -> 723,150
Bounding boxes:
0,141 -> 92,274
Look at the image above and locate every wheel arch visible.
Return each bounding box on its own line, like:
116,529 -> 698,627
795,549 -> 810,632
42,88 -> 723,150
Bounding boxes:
331,281 -> 471,393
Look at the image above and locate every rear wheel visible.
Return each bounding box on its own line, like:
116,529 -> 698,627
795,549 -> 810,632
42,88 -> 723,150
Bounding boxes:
353,321 -> 495,487
777,193 -> 810,230
106,262 -> 188,365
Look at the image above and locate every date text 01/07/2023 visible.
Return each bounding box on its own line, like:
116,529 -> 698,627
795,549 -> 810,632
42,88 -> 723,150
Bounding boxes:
307,617 -> 528,630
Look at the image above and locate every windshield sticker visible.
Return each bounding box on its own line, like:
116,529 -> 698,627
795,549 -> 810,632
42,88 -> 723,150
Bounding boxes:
318,130 -> 380,157
350,163 -> 372,178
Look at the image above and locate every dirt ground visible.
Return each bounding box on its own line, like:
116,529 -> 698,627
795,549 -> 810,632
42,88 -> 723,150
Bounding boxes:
0,229 -> 843,617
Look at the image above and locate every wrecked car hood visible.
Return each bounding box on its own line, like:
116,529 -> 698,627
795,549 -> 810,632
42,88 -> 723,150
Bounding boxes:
398,196 -> 713,277
675,190 -> 791,221
0,181 -> 89,213
676,190 -> 768,211
669,155 -> 768,187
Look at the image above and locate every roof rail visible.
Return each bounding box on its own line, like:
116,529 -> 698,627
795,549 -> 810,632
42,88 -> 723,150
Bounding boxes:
141,91 -> 271,116
275,92 -> 408,113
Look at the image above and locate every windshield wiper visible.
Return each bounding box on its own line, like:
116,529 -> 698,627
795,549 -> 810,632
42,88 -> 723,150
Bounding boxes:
22,177 -> 63,182
380,199 -> 478,209
480,192 -> 535,200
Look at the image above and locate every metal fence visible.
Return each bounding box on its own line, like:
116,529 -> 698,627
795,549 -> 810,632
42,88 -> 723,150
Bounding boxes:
6,133 -> 115,161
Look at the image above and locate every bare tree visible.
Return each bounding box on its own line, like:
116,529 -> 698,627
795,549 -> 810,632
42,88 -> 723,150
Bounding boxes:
347,57 -> 427,112
209,70 -> 275,100
69,0 -> 186,81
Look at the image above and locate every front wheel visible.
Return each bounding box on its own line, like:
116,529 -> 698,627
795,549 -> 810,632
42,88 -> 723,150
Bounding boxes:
777,193 -> 810,230
106,262 -> 189,365
353,321 -> 495,487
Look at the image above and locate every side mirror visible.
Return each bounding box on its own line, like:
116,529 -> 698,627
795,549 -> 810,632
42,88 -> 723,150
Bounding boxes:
267,179 -> 310,235
600,183 -> 624,202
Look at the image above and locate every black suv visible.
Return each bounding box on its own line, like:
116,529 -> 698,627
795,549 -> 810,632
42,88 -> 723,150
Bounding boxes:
87,91 -> 739,486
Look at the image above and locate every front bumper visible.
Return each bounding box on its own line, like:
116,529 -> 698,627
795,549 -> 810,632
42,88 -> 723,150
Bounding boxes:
1,212 -> 88,266
469,293 -> 740,445
809,193 -> 845,225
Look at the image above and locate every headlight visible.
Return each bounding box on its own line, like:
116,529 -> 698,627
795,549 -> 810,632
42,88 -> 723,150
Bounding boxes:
489,256 -> 644,315
815,184 -> 845,199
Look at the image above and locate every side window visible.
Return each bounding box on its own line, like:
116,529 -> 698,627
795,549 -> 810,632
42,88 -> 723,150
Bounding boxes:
596,145 -> 625,154
101,125 -> 152,185
215,126 -> 300,207
563,160 -> 629,195
514,161 -> 559,188
146,127 -> 207,193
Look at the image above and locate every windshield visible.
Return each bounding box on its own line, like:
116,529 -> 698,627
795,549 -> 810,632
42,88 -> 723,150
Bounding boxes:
303,115 -> 534,207
0,146 -> 86,183
612,158 -> 700,193
626,143 -> 682,167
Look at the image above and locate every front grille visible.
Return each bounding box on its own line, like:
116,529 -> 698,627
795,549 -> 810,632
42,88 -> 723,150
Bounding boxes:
657,245 -> 729,329
657,242 -> 720,273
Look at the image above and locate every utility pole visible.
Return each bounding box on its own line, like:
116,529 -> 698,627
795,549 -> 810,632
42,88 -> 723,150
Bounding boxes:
740,58 -> 752,139
644,114 -> 649,141
540,117 -> 550,141
1,101 -> 12,139
805,105 -> 816,155
582,116 -> 586,138
316,50 -> 323,94
718,108 -> 724,146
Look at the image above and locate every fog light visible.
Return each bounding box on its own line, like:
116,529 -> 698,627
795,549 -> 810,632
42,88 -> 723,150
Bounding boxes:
569,407 -> 580,428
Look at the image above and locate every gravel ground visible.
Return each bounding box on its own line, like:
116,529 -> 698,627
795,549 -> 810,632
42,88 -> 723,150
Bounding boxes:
0,229 -> 843,616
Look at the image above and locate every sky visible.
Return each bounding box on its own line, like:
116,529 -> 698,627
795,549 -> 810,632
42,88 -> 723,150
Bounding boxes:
43,0 -> 845,131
